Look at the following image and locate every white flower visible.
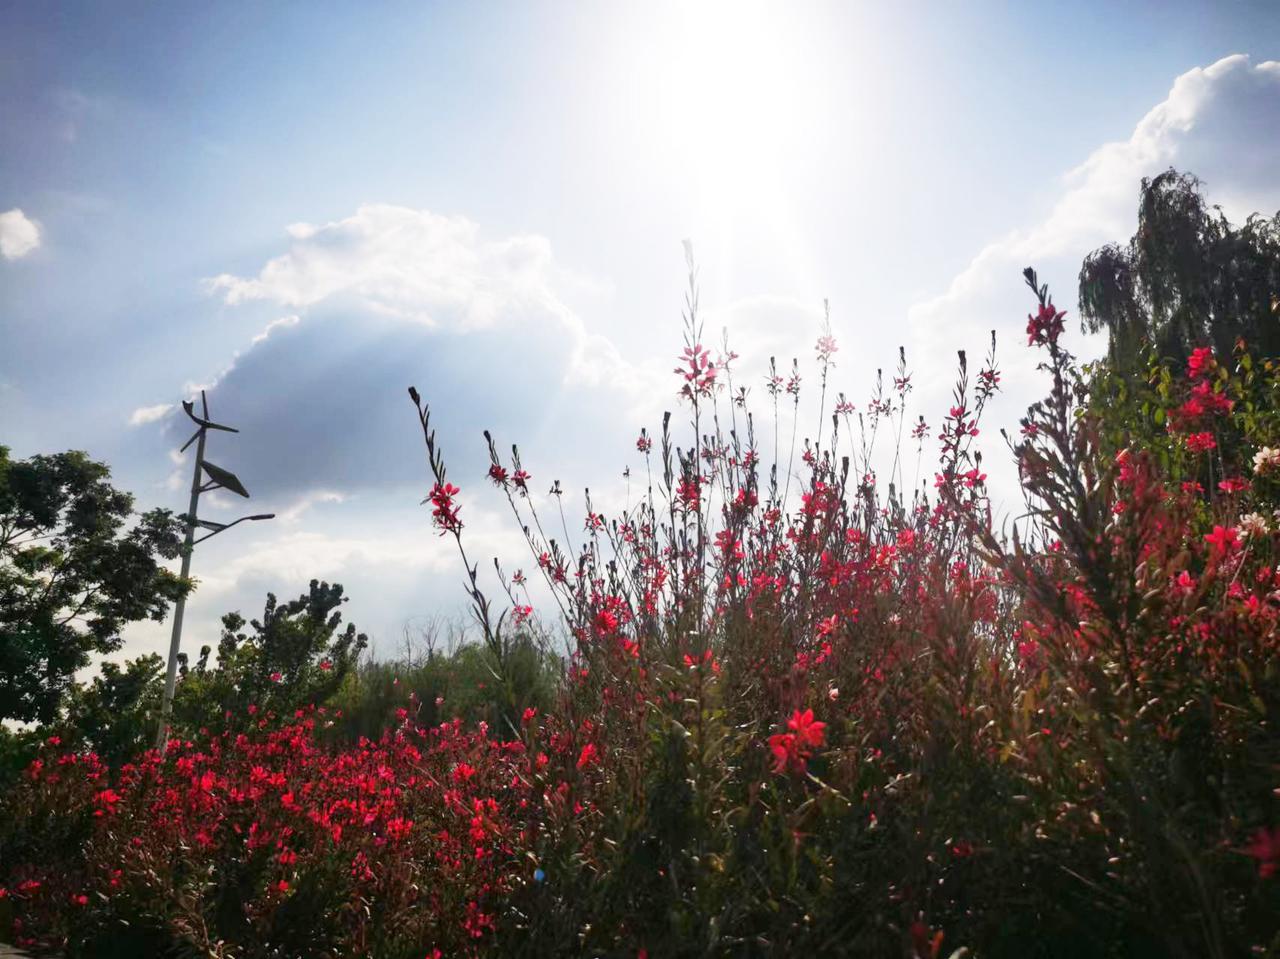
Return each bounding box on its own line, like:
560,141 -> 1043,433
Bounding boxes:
1253,447 -> 1280,474
1240,512 -> 1270,539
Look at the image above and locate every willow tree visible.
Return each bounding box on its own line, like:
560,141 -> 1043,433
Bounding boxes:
1078,169 -> 1280,367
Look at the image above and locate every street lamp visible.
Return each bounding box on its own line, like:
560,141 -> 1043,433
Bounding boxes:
155,391 -> 274,751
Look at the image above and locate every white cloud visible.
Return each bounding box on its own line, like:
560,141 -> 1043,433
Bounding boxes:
277,489 -> 347,524
203,204 -> 645,393
250,314 -> 300,345
128,403 -> 174,426
0,209 -> 41,260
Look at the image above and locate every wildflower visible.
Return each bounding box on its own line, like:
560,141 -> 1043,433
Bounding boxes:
1218,476 -> 1249,494
675,344 -> 717,400
1240,512 -> 1270,540
426,482 -> 463,534
1245,827 -> 1280,879
676,476 -> 701,511
787,709 -> 827,750
1185,431 -> 1216,453
770,709 -> 827,775
1026,301 -> 1066,347
270,671 -> 283,683
487,464 -> 509,486
1187,346 -> 1215,379
576,743 -> 599,770
512,469 -> 531,492
1204,525 -> 1242,557
319,659 -> 332,671
1254,447 -> 1280,474
636,431 -> 652,453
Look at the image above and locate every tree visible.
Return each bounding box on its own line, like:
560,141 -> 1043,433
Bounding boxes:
1078,169 -> 1280,366
172,579 -> 367,730
64,653 -> 165,767
0,446 -> 188,724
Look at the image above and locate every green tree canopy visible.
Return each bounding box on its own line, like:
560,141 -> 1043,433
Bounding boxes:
1078,168 -> 1280,365
0,446 -> 187,724
173,579 -> 368,730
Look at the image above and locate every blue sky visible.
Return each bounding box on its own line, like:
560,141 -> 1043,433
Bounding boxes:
3,1 -> 1280,661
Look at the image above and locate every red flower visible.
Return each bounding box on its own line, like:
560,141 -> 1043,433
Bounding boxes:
1245,827 -> 1280,879
1185,431 -> 1216,453
769,733 -> 802,775
1026,301 -> 1066,347
1204,525 -> 1241,556
770,710 -> 827,775
426,482 -> 463,534
488,464 -> 509,486
1187,346 -> 1215,379
576,743 -> 599,770
786,709 -> 827,750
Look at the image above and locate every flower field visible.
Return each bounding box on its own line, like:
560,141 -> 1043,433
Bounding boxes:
3,266 -> 1280,958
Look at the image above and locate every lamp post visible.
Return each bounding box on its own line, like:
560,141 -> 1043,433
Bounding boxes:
155,391 -> 273,751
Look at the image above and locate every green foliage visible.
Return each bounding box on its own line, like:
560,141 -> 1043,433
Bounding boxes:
64,653 -> 165,768
173,579 -> 368,731
0,445 -> 188,724
1079,169 -> 1280,367
327,626 -> 559,742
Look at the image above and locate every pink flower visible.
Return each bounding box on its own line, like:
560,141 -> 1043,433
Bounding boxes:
426,482 -> 463,534
1026,301 -> 1066,347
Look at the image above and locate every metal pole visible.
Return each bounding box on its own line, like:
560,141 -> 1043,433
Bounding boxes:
155,425 -> 206,751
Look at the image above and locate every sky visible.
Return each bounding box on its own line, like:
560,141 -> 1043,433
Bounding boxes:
3,0 -> 1280,664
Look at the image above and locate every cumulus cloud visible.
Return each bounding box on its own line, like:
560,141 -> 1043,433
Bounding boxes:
128,403 -> 174,427
0,209 -> 41,260
204,205 -> 655,394
188,207 -> 673,503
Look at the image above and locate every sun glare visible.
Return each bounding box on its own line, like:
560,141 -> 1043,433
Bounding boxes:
636,0 -> 838,297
